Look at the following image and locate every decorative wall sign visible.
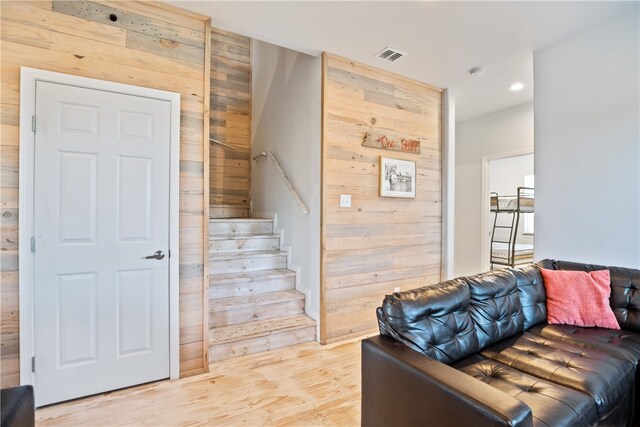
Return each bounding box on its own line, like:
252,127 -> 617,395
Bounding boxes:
363,131 -> 421,155
379,156 -> 416,198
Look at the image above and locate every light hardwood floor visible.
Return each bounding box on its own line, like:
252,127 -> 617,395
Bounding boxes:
36,336 -> 367,426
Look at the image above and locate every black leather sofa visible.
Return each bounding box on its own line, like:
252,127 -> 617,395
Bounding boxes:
1,385 -> 35,427
362,260 -> 640,427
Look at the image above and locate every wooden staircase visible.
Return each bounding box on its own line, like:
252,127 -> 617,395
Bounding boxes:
208,216 -> 316,362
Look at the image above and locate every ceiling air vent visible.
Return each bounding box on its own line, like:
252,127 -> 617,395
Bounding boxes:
375,47 -> 406,63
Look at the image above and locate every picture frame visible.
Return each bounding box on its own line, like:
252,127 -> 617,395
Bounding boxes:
379,156 -> 416,198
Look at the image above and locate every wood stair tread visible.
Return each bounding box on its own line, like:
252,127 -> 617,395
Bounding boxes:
211,290 -> 304,312
209,233 -> 278,241
209,269 -> 294,285
210,218 -> 271,223
209,314 -> 316,344
210,250 -> 286,261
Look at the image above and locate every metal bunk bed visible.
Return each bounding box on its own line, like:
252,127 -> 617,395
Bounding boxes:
490,187 -> 534,268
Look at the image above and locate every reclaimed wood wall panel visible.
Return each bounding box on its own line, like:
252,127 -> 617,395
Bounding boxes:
321,53 -> 443,343
0,0 -> 210,385
209,28 -> 251,209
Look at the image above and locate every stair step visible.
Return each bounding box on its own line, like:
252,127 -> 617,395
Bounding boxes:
210,218 -> 273,236
210,205 -> 249,219
209,315 -> 317,362
209,269 -> 296,299
212,289 -> 304,311
209,250 -> 287,274
209,234 -> 280,254
210,290 -> 305,327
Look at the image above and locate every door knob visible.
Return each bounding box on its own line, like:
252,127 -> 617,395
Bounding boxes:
144,250 -> 165,260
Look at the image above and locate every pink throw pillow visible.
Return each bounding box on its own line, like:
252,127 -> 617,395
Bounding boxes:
540,268 -> 619,330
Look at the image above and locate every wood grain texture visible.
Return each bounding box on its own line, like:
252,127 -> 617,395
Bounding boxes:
0,0 -> 209,384
320,53 -> 443,343
209,28 -> 251,211
202,19 -> 212,371
35,334 -> 368,426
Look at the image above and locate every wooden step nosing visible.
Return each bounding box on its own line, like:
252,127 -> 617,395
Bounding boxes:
209,234 -> 279,241
208,269 -> 295,284
210,292 -> 305,312
209,218 -> 272,223
209,251 -> 287,261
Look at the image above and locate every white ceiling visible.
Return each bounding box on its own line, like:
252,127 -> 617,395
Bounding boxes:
168,1 -> 636,122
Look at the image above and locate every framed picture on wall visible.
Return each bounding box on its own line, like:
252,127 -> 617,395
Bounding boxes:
379,156 -> 416,198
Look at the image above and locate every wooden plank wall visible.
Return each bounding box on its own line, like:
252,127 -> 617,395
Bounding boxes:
210,29 -> 251,208
321,53 -> 443,343
0,0 -> 210,385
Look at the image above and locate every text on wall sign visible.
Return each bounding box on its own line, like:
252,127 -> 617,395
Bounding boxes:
362,132 -> 421,155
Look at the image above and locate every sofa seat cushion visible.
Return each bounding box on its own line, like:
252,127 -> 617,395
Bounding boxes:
480,332 -> 635,418
528,323 -> 640,366
454,355 -> 597,427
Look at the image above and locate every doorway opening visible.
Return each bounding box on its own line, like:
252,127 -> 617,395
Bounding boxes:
481,150 -> 534,271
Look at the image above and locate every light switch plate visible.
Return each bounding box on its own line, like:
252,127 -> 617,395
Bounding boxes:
340,194 -> 351,208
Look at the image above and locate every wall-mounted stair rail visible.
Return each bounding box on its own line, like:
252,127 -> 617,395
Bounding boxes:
253,151 -> 309,215
210,138 -> 236,150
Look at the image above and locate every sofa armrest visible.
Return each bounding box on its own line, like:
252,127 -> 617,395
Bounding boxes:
362,336 -> 533,427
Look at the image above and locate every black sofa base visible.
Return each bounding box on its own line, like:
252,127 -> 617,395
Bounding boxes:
363,335 -> 636,427
365,260 -> 640,427
1,385 -> 35,427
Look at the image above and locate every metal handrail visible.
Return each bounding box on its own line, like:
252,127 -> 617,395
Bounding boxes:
253,151 -> 309,215
210,138 -> 236,150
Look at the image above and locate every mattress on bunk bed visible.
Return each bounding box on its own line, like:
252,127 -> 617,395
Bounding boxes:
491,243 -> 534,263
490,196 -> 534,211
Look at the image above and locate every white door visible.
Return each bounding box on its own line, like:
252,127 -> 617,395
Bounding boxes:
33,81 -> 171,406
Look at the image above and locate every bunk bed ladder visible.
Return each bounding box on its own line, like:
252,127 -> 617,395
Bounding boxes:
489,187 -> 534,269
490,191 -> 519,269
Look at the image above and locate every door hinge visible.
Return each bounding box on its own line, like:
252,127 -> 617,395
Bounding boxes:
31,356 -> 35,373
31,115 -> 36,133
31,237 -> 36,253
168,250 -> 171,258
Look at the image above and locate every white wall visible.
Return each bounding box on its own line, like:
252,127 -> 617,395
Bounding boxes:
251,40 -> 322,320
489,154 -> 533,196
454,102 -> 534,277
534,9 -> 640,268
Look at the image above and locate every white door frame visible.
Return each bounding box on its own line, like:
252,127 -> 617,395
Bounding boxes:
480,148 -> 533,272
18,67 -> 181,386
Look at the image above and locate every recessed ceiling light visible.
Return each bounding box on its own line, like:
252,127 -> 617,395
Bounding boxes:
469,66 -> 485,77
510,82 -> 525,91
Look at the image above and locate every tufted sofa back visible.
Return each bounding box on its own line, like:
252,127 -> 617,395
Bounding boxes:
378,270 -> 530,364
464,269 -> 524,348
377,260 -> 640,364
553,260 -> 640,332
377,278 -> 479,364
512,263 -> 548,329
